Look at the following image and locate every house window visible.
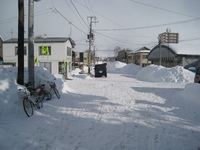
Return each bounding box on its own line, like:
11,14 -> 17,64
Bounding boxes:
59,62 -> 66,75
15,46 -> 27,55
67,47 -> 71,56
39,62 -> 51,73
39,46 -> 51,55
142,55 -> 147,59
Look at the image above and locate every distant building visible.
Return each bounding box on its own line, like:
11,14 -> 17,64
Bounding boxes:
148,43 -> 200,67
75,51 -> 93,65
74,51 -> 96,70
116,49 -> 131,63
127,47 -> 151,67
3,37 -> 75,78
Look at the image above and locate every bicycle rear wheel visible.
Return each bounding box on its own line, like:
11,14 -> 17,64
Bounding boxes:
23,98 -> 33,117
35,99 -> 43,109
53,88 -> 60,99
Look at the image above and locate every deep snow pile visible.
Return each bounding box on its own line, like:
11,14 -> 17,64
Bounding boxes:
0,67 -> 64,116
135,64 -> 195,83
107,61 -> 141,75
107,61 -> 195,83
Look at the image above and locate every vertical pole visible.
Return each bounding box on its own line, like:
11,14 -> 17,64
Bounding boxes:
28,0 -> 35,87
88,20 -> 92,74
87,16 -> 97,74
17,0 -> 24,85
159,41 -> 161,66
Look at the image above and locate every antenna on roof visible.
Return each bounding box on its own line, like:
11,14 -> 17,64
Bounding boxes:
9,29 -> 14,38
166,27 -> 171,33
69,22 -> 73,37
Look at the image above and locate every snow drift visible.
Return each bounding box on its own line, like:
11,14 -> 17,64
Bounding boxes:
0,67 -> 63,116
135,64 -> 195,83
106,61 -> 195,83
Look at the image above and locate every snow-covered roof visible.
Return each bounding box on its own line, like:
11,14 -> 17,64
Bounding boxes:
166,43 -> 200,55
3,37 -> 76,48
128,47 -> 150,54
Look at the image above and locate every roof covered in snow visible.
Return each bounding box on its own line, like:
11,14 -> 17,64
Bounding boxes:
164,43 -> 200,55
128,47 -> 150,54
3,37 -> 76,48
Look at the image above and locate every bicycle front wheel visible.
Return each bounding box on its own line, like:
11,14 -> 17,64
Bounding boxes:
53,88 -> 60,99
23,98 -> 33,117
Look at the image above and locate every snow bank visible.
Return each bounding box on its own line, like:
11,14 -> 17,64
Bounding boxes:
0,67 -> 64,116
71,68 -> 82,75
107,61 -> 141,75
135,65 -> 195,83
179,83 -> 200,101
106,62 -> 194,83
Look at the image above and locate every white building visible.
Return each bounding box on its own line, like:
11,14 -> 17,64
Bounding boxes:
3,37 -> 75,78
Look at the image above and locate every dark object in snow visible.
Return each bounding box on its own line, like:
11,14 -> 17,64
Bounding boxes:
94,63 -> 107,78
194,67 -> 200,83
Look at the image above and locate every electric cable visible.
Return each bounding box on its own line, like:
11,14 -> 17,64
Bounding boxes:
129,0 -> 199,19
64,0 -> 88,31
70,0 -> 89,29
95,18 -> 200,31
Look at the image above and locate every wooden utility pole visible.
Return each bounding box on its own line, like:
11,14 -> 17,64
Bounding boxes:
87,16 -> 97,74
17,0 -> 24,85
28,0 -> 35,87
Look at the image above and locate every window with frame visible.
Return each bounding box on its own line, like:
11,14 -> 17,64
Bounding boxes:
39,46 -> 51,55
67,47 -> 71,56
39,62 -> 51,73
59,62 -> 66,75
142,55 -> 148,59
15,46 -> 27,55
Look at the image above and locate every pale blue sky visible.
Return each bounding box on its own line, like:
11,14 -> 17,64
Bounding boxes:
0,0 -> 200,57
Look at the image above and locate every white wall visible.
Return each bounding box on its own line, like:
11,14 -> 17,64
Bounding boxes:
3,40 -> 72,76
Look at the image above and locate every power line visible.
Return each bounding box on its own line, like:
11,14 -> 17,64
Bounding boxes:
129,0 -> 199,18
70,0 -> 89,29
50,0 -> 87,34
180,37 -> 200,42
95,18 -> 200,31
84,0 -> 92,16
53,8 -> 87,34
0,8 -> 54,24
96,32 -> 142,45
73,0 -> 160,40
64,0 -> 88,31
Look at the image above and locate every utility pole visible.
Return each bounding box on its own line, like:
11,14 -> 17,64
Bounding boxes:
28,0 -> 35,87
17,0 -> 24,85
87,16 -> 97,74
28,0 -> 40,87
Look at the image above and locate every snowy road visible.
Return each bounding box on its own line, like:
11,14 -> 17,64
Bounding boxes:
1,73 -> 200,150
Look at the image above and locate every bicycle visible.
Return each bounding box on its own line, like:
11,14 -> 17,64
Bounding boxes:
47,78 -> 60,99
36,82 -> 51,101
18,83 -> 43,117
